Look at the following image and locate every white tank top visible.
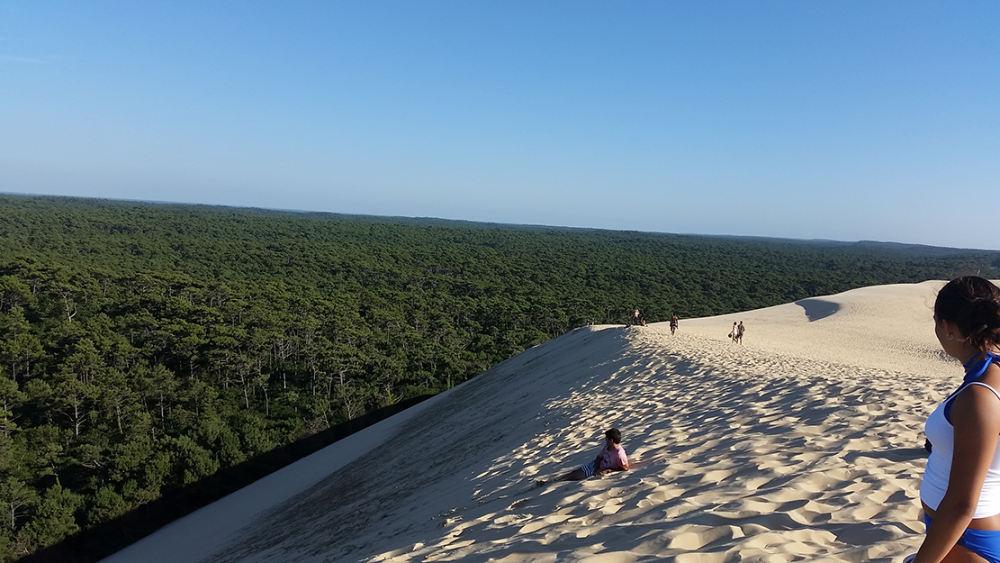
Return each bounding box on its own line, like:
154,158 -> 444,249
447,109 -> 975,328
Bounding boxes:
920,381 -> 1000,518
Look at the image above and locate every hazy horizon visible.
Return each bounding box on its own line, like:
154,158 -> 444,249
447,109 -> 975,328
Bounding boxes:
6,191 -> 999,253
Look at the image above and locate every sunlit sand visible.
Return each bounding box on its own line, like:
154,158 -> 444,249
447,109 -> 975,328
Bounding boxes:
105,280 -> 981,563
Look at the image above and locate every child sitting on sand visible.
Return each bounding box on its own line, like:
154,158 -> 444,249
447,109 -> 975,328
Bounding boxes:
560,428 -> 629,481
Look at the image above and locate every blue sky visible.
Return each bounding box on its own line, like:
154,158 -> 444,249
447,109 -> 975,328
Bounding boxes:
2,2 -> 998,249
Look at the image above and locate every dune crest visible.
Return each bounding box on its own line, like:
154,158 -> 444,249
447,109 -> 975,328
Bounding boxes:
107,281 -> 975,563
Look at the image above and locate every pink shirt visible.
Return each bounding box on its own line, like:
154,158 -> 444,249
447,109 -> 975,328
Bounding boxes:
598,444 -> 628,470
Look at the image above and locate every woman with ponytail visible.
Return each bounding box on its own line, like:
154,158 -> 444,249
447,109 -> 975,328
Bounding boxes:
915,276 -> 1000,563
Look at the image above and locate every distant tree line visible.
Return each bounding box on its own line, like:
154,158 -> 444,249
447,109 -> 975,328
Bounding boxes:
0,194 -> 998,561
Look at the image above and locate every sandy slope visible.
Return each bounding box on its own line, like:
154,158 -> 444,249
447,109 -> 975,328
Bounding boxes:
104,280 -> 977,563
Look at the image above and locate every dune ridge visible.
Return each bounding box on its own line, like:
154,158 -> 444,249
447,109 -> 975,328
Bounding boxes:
106,280 -> 977,563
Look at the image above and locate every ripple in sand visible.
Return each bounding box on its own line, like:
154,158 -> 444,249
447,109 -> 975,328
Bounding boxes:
700,469 -> 735,483
740,477 -> 772,491
666,525 -> 734,550
517,520 -> 549,534
490,553 -> 559,563
577,552 -> 638,563
674,553 -> 727,563
849,503 -> 883,521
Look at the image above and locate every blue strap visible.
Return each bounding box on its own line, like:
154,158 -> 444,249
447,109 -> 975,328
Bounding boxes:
965,352 -> 1000,381
945,352 -> 1000,422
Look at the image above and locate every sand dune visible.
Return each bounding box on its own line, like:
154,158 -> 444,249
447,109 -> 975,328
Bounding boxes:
104,280 -> 978,563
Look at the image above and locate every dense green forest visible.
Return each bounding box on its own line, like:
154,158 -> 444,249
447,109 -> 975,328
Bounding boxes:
1,194 -> 998,562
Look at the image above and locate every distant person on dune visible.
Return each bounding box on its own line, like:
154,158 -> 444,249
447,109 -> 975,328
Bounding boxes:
729,322 -> 738,343
736,321 -> 745,344
911,276 -> 1000,563
670,315 -> 679,335
560,428 -> 629,481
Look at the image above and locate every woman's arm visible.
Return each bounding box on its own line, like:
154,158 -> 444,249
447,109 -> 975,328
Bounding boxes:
915,384 -> 1000,563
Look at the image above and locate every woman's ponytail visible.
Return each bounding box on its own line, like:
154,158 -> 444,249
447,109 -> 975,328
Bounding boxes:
935,276 -> 1000,351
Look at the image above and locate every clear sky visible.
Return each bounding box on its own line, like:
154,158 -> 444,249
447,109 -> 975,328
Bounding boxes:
2,2 -> 998,249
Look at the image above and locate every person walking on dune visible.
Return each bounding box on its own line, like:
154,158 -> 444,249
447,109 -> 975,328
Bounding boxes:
736,321 -> 745,345
729,322 -> 738,343
560,428 -> 629,481
910,276 -> 1000,563
670,315 -> 679,335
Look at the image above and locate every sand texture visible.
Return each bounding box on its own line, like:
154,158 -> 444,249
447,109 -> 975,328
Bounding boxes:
104,280 -> 981,563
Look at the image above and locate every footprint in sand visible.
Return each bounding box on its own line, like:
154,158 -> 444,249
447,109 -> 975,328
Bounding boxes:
668,525 -> 741,550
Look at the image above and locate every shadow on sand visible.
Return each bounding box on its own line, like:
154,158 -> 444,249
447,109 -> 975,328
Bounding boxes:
18,394 -> 434,563
844,446 -> 929,464
796,298 -> 841,322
